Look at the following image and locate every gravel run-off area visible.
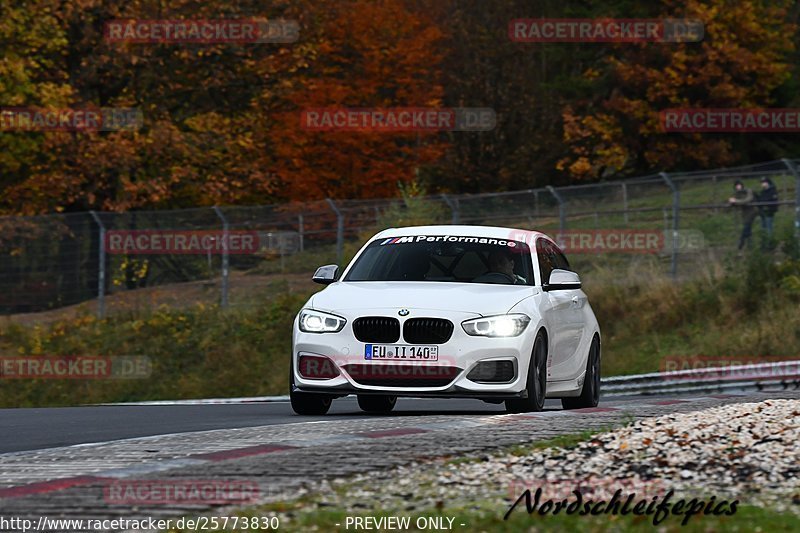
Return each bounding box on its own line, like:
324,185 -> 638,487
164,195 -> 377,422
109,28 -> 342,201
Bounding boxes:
302,399 -> 800,518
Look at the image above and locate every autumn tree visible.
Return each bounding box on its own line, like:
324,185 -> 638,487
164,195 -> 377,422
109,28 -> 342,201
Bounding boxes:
1,0 -> 307,214
0,0 -> 73,208
557,0 -> 797,179
3,0 -> 800,214
430,0 -> 609,192
263,0 -> 448,201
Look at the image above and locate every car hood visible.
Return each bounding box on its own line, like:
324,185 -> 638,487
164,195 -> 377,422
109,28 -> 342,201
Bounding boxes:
310,282 -> 533,316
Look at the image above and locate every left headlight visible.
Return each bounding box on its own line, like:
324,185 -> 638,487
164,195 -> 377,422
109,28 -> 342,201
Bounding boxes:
298,309 -> 346,333
462,314 -> 530,337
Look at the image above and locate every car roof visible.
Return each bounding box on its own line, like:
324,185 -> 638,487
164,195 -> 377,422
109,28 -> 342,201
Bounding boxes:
373,225 -> 551,242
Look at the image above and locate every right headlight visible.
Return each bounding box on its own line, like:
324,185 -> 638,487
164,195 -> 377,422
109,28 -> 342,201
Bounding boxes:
298,309 -> 346,333
462,314 -> 530,337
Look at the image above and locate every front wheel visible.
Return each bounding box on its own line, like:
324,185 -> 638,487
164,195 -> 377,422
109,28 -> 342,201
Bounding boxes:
357,394 -> 397,414
290,391 -> 333,415
506,331 -> 547,413
289,360 -> 334,415
561,335 -> 601,410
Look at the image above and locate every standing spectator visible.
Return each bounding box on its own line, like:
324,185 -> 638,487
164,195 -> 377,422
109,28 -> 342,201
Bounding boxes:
728,180 -> 757,250
756,177 -> 779,245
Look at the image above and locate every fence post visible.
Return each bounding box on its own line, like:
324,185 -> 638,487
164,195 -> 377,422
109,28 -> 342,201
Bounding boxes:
621,182 -> 629,223
781,158 -> 800,239
440,194 -> 460,224
279,233 -> 286,273
546,186 -> 566,231
711,175 -> 719,213
660,172 -> 680,280
212,206 -> 229,309
522,189 -> 537,221
326,198 -> 344,265
298,214 -> 305,252
89,211 -> 106,319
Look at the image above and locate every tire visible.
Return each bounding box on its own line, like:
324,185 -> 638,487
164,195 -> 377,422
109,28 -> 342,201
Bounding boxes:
357,394 -> 397,414
506,331 -> 547,413
289,359 -> 333,415
562,335 -> 601,410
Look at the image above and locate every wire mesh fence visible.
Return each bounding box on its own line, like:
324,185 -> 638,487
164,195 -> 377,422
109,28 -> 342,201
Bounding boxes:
1,158 -> 798,318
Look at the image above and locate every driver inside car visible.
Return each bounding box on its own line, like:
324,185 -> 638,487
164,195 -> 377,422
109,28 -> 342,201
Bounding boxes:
473,249 -> 526,284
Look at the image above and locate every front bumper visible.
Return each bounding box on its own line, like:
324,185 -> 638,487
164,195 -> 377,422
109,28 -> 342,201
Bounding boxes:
292,310 -> 534,397
292,383 -> 528,400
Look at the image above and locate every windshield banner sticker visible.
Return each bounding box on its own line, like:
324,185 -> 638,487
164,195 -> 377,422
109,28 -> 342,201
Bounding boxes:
380,235 -> 519,247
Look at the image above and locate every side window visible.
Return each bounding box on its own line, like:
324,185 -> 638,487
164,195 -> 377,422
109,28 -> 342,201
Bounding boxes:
536,239 -> 555,285
537,239 -> 573,284
553,248 -> 571,272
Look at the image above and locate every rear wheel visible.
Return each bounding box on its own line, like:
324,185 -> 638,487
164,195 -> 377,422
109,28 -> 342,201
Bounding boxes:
561,336 -> 601,410
506,331 -> 547,413
289,360 -> 334,415
357,394 -> 397,414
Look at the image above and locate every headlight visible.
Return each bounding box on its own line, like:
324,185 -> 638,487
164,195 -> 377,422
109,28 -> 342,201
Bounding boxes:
462,314 -> 530,337
298,309 -> 346,333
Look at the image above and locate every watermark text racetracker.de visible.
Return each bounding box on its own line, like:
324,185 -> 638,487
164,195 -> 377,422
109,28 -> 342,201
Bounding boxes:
105,18 -> 299,43
0,107 -> 142,132
661,109 -> 800,132
0,356 -> 150,379
661,355 -> 800,381
507,229 -> 705,254
301,108 -> 496,132
297,353 -> 459,381
509,18 -> 703,43
105,230 -> 260,255
104,479 -> 262,505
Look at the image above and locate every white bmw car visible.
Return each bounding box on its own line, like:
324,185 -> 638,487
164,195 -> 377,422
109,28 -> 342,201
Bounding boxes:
290,225 -> 601,415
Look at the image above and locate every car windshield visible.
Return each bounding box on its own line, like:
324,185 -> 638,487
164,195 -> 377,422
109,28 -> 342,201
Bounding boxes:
343,235 -> 533,285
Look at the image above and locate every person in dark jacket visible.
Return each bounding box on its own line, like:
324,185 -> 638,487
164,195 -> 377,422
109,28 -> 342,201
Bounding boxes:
756,177 -> 779,243
728,180 -> 757,250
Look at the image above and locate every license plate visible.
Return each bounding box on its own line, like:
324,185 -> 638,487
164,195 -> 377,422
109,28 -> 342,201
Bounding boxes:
365,344 -> 439,361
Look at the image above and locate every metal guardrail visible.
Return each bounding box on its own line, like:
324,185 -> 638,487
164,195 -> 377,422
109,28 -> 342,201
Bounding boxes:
601,360 -> 800,396
95,362 -> 800,405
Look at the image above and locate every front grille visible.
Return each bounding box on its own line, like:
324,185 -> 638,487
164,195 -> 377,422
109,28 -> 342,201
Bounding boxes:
403,318 -> 454,344
344,364 -> 461,388
353,317 -> 400,343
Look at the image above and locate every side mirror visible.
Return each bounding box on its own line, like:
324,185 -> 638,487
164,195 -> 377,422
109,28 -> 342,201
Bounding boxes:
312,264 -> 339,285
544,269 -> 581,291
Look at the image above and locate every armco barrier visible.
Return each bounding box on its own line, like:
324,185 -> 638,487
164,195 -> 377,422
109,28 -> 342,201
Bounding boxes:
95,361 -> 800,405
601,360 -> 800,396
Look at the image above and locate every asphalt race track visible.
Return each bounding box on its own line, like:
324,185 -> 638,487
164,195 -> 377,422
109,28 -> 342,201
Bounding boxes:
0,394 -> 693,454
0,398 -> 509,454
2,391 -> 799,528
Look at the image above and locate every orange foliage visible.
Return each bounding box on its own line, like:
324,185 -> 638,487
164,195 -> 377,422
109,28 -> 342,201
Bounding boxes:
263,0 -> 448,201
